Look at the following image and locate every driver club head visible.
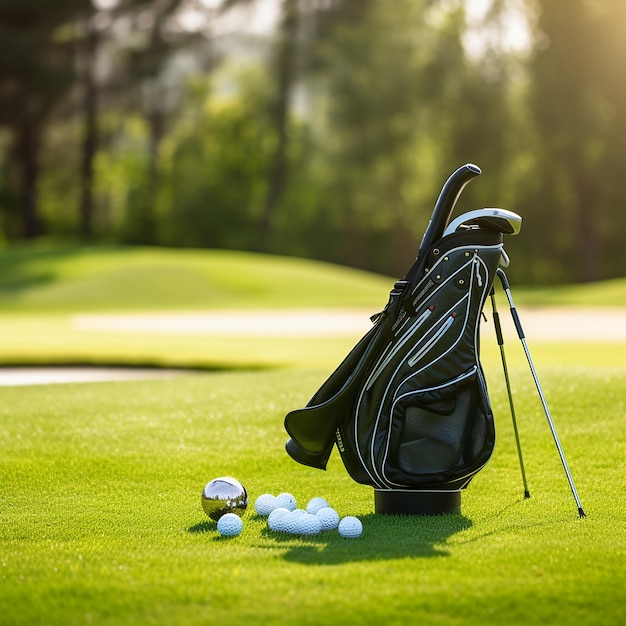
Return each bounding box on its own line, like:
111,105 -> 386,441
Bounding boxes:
443,208 -> 522,237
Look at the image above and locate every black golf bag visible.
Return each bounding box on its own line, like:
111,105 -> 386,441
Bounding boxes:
284,163 -> 586,517
284,164 -> 511,513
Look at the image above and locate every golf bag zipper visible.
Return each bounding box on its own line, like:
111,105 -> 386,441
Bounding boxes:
363,252 -> 479,393
364,306 -> 434,391
474,254 -> 483,287
392,366 -> 478,407
407,314 -> 455,367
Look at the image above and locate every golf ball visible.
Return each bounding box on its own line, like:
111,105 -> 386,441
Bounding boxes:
294,513 -> 322,535
201,476 -> 248,521
268,507 -> 291,532
217,513 -> 243,537
284,509 -> 307,533
338,516 -> 362,539
306,497 -> 330,515
254,493 -> 276,516
316,507 -> 340,531
275,492 -> 297,511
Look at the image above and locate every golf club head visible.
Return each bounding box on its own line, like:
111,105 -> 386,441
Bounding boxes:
443,208 -> 522,237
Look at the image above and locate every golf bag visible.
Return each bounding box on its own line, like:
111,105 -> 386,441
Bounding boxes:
285,163 -> 586,517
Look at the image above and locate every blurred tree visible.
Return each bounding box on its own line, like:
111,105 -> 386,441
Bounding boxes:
0,0 -> 216,244
3,0 -> 624,285
257,0 -> 299,252
301,0 -> 505,276
294,0 -> 416,273
113,0 -> 209,244
77,3 -> 100,240
528,0 -> 626,282
159,71 -> 272,249
427,0 -> 532,285
0,0 -> 90,239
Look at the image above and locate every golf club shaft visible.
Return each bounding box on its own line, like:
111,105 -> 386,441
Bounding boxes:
496,269 -> 586,518
490,290 -> 530,498
417,163 -> 481,259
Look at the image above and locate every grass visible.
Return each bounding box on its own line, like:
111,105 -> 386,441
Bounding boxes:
0,243 -> 624,370
509,275 -> 626,307
0,243 -> 625,624
0,243 -> 391,313
2,243 -> 626,313
1,366 -> 624,626
0,244 -> 391,369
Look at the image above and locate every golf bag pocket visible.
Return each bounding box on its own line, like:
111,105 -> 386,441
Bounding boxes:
383,367 -> 494,486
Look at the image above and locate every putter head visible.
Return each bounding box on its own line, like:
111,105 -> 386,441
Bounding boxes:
443,208 -> 522,237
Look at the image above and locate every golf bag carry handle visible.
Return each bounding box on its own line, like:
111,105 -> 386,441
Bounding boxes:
417,163 -> 482,260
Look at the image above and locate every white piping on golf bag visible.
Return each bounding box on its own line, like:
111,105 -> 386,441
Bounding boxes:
351,244 -> 500,490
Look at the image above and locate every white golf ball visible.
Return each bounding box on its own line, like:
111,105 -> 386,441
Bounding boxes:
217,513 -> 243,537
316,507 -> 340,531
284,509 -> 307,533
275,492 -> 297,511
267,507 -> 290,532
338,516 -> 362,539
306,497 -> 330,515
293,513 -> 322,535
254,493 -> 276,516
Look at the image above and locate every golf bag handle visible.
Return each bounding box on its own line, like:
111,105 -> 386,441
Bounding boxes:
417,163 -> 482,260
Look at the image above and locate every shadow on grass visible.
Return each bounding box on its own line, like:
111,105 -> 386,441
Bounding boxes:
454,497 -> 584,544
0,244 -> 83,296
256,512 -> 473,565
188,520 -> 215,534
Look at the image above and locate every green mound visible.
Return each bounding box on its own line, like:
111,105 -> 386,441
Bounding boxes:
1,243 -> 624,313
511,276 -> 626,307
0,244 -> 392,313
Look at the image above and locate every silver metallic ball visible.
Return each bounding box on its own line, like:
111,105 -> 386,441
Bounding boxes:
201,476 -> 248,521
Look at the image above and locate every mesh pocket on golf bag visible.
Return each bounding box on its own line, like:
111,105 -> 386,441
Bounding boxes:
387,369 -> 489,479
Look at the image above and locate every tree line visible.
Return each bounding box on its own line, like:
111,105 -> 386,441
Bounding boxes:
1,0 -> 625,284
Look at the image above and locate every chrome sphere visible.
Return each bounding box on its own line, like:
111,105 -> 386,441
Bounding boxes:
201,476 -> 248,521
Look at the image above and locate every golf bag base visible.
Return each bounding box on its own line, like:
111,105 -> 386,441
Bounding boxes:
374,489 -> 461,516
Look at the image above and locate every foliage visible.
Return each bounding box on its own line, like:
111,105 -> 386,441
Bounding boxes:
525,0 -> 626,282
0,0 -> 91,237
156,72 -> 274,249
1,1 -> 626,284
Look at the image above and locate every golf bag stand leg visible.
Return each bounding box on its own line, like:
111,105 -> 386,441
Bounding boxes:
496,269 -> 586,518
489,288 -> 530,499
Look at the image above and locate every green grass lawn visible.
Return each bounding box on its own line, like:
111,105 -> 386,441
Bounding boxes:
0,243 -> 392,313
2,243 -> 626,313
0,243 -> 625,625
1,366 -> 624,626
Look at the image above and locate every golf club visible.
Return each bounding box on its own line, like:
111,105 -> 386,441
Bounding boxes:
442,208 -> 522,237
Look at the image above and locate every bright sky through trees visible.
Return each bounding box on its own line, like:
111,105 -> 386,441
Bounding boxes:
463,0 -> 532,57
197,0 -> 532,56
